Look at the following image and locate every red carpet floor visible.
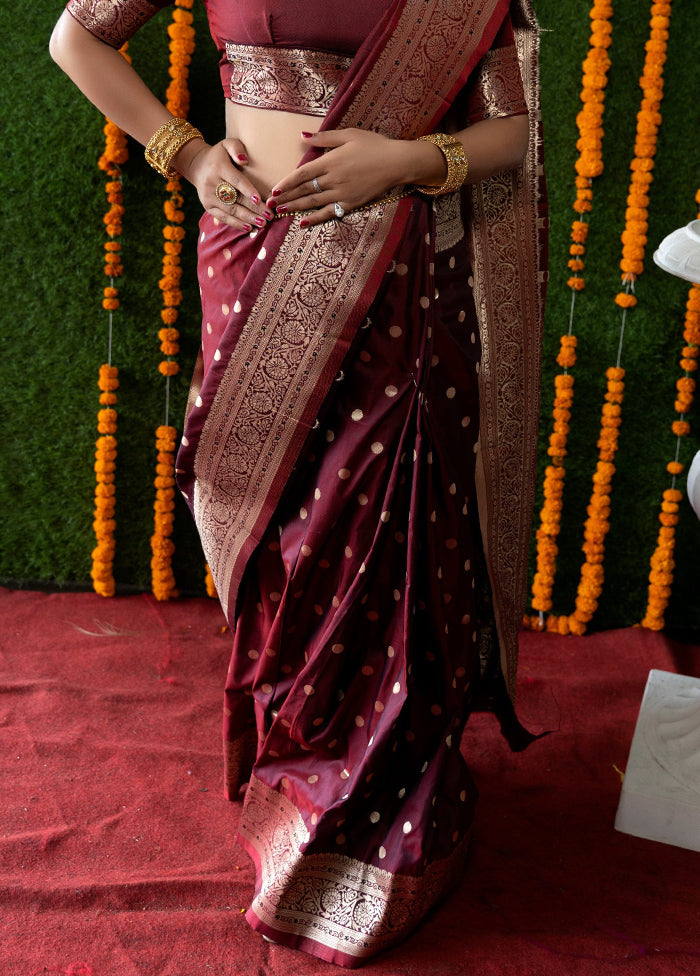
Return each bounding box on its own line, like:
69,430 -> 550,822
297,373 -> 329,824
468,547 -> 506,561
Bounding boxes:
1,586 -> 699,975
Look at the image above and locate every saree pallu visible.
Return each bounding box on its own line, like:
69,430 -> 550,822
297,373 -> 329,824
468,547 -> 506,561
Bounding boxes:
176,0 -> 547,965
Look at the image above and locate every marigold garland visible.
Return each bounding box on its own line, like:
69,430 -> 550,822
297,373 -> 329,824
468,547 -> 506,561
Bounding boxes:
150,0 -> 195,601
527,2 -> 612,631
566,0 -> 672,635
527,0 -> 673,635
204,563 -> 218,599
151,425 -> 179,600
641,188 -> 700,629
91,45 -> 131,597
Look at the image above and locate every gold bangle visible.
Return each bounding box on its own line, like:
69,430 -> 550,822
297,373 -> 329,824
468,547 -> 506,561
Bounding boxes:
415,133 -> 468,196
145,118 -> 204,179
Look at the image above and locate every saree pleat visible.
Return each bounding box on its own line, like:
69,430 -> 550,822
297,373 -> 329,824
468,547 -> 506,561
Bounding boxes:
195,202 -> 485,963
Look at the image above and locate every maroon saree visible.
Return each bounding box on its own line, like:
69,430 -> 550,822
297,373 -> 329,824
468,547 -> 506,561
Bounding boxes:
67,0 -> 546,965
175,0 -> 547,966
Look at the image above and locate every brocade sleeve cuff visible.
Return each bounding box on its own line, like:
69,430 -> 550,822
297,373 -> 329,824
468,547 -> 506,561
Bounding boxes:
66,0 -> 172,49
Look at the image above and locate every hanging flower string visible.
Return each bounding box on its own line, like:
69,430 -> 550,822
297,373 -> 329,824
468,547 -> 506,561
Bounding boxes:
204,563 -> 218,599
150,0 -> 196,601
527,1 -> 613,632
564,0 -> 672,636
641,189 -> 700,629
91,44 -> 131,598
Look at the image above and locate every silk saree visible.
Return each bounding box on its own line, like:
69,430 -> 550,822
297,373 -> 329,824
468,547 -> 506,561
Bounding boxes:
179,0 -> 547,966
68,0 -> 547,965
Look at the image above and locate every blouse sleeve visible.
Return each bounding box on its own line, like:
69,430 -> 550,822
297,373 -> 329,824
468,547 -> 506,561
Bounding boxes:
66,0 -> 173,49
461,14 -> 528,125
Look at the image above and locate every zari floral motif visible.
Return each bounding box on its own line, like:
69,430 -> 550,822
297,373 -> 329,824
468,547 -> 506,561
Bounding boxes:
467,43 -> 528,122
238,776 -> 470,962
225,44 -> 353,116
67,0 -> 166,49
150,0 -> 195,600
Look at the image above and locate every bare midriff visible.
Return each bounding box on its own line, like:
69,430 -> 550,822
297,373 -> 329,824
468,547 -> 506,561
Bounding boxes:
225,101 -> 323,200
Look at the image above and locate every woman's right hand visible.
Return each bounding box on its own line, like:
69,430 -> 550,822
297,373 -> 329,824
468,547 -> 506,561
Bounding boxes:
175,137 -> 274,231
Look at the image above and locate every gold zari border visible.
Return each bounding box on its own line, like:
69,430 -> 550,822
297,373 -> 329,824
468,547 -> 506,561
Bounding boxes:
239,776 -> 470,960
66,0 -> 163,48
225,43 -> 353,116
470,0 -> 547,697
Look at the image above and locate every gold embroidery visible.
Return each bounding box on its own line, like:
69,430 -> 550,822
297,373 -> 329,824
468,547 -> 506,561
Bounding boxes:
224,729 -> 258,799
469,0 -> 547,698
238,776 -> 470,959
434,192 -> 464,253
194,205 -> 401,618
340,0 -> 502,137
225,44 -> 353,117
468,44 -> 528,121
66,0 -> 164,48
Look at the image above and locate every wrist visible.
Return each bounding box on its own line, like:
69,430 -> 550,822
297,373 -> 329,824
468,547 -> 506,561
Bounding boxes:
396,139 -> 448,187
172,136 -> 210,184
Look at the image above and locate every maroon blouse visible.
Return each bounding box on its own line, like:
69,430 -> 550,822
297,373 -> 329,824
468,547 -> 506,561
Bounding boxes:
66,0 -> 391,54
66,0 -> 525,120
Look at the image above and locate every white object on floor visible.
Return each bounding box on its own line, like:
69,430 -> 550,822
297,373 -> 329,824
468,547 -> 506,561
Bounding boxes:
615,669 -> 700,853
688,450 -> 700,521
653,219 -> 700,283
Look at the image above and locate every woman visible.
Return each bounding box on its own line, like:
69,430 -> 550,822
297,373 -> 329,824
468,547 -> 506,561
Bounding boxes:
50,0 -> 546,966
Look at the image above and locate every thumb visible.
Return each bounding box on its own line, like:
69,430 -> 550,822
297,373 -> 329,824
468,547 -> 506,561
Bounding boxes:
222,137 -> 250,165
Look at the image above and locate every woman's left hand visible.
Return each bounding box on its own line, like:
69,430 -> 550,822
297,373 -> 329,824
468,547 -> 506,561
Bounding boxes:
267,128 -> 426,226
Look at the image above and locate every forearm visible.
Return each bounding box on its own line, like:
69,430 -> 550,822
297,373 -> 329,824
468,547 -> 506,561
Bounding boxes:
398,114 -> 530,189
50,11 -> 179,150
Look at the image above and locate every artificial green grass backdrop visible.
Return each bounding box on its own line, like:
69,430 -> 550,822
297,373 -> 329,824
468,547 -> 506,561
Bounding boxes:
1,1 -> 699,631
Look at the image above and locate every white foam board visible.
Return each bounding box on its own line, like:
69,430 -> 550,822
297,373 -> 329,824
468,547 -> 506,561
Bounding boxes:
615,669 -> 700,853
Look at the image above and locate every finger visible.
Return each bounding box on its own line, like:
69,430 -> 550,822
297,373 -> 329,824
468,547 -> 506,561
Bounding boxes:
222,136 -> 250,167
215,170 -> 270,212
299,202 -> 345,228
270,170 -> 338,209
301,129 -> 351,149
269,166 -> 323,203
212,191 -> 274,226
208,206 -> 253,232
273,186 -> 331,214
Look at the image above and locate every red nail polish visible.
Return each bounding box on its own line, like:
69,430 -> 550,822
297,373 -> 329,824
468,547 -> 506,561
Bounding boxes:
241,224 -> 251,232
299,218 -> 309,228
251,194 -> 260,205
264,209 -> 274,220
271,189 -> 281,197
301,131 -> 313,138
276,204 -> 288,214
255,217 -> 265,227
237,153 -> 248,163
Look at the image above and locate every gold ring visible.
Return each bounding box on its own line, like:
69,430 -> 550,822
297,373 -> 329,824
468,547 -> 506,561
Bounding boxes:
216,182 -> 239,206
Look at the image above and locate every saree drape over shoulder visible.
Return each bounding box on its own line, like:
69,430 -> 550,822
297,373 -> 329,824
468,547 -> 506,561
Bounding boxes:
68,0 -> 547,965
